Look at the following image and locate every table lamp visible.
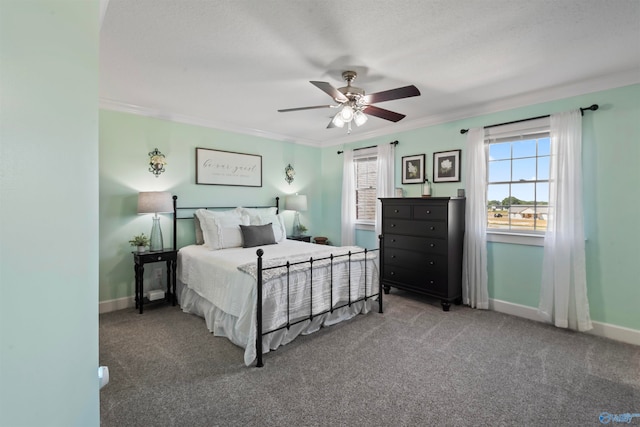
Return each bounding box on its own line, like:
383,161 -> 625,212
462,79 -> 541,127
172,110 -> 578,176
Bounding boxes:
285,194 -> 307,236
137,191 -> 173,251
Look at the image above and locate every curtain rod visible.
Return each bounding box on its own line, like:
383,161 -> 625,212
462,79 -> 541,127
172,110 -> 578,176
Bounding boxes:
459,104 -> 599,135
337,140 -> 398,155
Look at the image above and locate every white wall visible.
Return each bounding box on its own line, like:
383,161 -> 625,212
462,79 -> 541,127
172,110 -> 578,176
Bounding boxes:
0,1 -> 100,425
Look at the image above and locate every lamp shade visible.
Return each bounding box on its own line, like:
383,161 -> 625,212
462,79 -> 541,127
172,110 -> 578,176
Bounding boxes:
137,191 -> 173,214
332,115 -> 346,128
285,194 -> 307,212
339,105 -> 354,122
353,110 -> 368,127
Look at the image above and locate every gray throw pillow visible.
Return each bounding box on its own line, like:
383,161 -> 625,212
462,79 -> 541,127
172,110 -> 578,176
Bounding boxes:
240,223 -> 277,248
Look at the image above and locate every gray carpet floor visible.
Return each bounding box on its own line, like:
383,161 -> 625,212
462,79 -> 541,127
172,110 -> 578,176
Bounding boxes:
100,290 -> 640,427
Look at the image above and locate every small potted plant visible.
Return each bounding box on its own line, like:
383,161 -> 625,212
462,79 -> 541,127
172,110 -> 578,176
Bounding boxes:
129,233 -> 150,253
297,223 -> 308,235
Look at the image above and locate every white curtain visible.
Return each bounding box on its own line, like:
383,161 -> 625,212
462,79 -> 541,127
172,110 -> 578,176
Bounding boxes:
375,143 -> 395,241
538,110 -> 592,331
462,128 -> 489,309
340,149 -> 356,246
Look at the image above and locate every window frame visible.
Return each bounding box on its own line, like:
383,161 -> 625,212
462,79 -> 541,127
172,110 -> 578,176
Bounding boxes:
485,117 -> 550,246
353,147 -> 378,227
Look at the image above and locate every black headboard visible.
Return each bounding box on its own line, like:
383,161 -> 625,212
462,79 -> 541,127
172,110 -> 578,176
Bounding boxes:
171,195 -> 280,250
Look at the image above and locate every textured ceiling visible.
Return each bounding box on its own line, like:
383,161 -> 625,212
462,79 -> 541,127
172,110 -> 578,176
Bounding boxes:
100,0 -> 640,147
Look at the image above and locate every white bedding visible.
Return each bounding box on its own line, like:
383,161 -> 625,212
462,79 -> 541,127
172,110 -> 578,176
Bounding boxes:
177,240 -> 379,365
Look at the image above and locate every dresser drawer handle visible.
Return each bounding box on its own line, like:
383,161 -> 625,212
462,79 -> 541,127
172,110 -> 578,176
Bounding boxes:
429,280 -> 434,284
426,210 -> 431,214
391,255 -> 396,259
429,226 -> 435,231
394,209 -> 399,213
392,239 -> 396,243
390,224 -> 396,228
429,261 -> 434,265
429,243 -> 435,248
390,271 -> 395,276
157,256 -> 162,261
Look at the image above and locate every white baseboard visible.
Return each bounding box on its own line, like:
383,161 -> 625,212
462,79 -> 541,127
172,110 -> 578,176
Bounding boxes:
489,298 -> 640,346
489,298 -> 540,322
587,321 -> 640,346
99,296 -> 135,314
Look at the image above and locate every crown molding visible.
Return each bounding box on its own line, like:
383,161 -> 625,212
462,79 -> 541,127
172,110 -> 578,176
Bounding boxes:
100,69 -> 639,148
98,99 -> 324,147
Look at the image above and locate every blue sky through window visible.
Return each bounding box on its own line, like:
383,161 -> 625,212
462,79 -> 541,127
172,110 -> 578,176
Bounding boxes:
487,137 -> 550,204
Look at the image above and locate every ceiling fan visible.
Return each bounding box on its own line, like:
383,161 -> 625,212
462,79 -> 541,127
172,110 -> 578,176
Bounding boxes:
278,71 -> 421,133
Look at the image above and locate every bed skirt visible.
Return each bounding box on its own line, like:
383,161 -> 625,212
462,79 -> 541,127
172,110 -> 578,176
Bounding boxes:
177,279 -> 375,366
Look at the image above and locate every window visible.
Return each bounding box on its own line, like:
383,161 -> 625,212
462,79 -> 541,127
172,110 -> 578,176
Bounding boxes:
486,118 -> 550,234
354,152 -> 377,224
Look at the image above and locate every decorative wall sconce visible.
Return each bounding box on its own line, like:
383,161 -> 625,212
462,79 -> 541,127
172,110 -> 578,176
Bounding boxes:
285,164 -> 295,185
148,148 -> 167,178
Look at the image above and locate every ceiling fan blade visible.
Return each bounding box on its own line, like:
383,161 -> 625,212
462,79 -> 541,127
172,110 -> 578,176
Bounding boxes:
363,105 -> 406,122
278,105 -> 333,113
310,81 -> 349,102
326,117 -> 337,129
364,85 -> 420,104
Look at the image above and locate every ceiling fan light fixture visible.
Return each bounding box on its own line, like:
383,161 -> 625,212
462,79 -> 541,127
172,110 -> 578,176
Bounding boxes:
332,115 -> 346,128
354,110 -> 368,127
339,105 -> 354,122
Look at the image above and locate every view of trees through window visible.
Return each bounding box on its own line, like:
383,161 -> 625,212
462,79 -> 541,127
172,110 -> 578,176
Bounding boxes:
355,156 -> 377,222
487,134 -> 550,232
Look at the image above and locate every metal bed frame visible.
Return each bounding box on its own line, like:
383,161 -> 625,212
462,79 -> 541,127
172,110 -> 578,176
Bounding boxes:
172,195 -> 383,367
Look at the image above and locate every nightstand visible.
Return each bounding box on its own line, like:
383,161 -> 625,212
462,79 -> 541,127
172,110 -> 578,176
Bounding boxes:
287,235 -> 311,242
132,248 -> 177,314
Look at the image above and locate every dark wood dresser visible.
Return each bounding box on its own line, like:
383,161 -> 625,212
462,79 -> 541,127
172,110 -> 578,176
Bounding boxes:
379,197 -> 465,311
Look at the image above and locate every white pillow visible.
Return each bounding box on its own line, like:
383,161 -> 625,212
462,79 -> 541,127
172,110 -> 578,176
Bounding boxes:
195,209 -> 248,250
193,214 -> 205,245
249,213 -> 287,242
196,208 -> 242,219
236,206 -> 278,216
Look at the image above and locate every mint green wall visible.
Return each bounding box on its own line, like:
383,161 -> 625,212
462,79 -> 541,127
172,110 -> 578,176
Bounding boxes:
321,84 -> 640,331
319,147 -> 344,245
486,243 -> 543,307
1,1 -> 100,426
99,110 -> 323,302
355,229 -> 378,250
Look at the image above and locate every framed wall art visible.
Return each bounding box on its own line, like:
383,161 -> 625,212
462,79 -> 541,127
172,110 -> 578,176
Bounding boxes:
401,154 -> 425,184
433,149 -> 461,182
196,147 -> 262,187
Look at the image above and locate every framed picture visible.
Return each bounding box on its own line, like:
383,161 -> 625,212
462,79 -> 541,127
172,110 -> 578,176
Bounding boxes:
401,154 -> 425,184
433,149 -> 461,182
196,147 -> 262,187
